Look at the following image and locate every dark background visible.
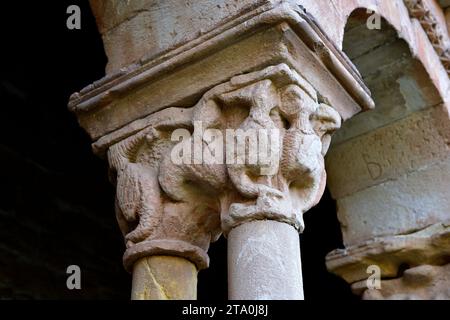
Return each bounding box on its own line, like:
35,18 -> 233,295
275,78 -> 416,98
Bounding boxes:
0,1 -> 354,300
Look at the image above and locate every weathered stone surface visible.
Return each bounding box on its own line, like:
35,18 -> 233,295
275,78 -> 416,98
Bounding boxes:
90,0 -> 450,84
102,63 -> 343,300
405,0 -> 450,75
71,2 -> 374,140
327,105 -> 450,200
335,157 -> 450,246
89,0 -> 271,73
67,0 -> 450,301
320,2 -> 450,300
326,9 -> 450,248
326,221 -> 450,284
332,24 -> 443,145
201,64 -> 342,235
298,0 -> 450,102
131,256 -> 197,300
360,263 -> 450,300
228,220 -> 303,300
108,120 -> 222,272
105,64 -> 341,273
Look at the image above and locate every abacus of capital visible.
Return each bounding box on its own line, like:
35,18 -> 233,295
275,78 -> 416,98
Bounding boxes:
69,0 -> 450,300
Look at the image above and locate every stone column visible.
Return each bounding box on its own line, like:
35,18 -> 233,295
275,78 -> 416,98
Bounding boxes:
70,1 -> 373,300
228,221 -> 304,300
131,256 -> 197,300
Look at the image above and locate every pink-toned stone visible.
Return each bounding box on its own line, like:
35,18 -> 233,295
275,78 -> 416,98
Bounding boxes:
69,0 -> 450,301
89,0 -> 272,73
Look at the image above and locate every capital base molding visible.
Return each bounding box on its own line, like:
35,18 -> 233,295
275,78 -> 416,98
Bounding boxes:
124,239 -> 210,273
326,221 -> 450,285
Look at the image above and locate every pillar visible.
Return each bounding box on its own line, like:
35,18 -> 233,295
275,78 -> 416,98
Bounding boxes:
131,256 -> 197,300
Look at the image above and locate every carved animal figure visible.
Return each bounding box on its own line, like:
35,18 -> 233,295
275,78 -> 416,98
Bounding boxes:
279,85 -> 341,213
221,80 -> 284,200
108,129 -> 163,247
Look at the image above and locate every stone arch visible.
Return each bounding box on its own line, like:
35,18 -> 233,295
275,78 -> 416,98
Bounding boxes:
324,8 -> 450,297
326,8 -> 448,246
327,9 -> 450,299
298,0 -> 449,106
336,9 -> 444,143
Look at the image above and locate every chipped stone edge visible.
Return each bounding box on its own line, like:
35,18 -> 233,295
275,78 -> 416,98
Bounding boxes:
326,221 -> 450,283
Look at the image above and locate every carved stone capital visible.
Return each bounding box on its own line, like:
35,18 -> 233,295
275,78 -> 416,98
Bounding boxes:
147,64 -> 341,236
105,64 -> 342,271
187,64 -> 343,234
107,118 -> 223,272
70,2 -> 374,276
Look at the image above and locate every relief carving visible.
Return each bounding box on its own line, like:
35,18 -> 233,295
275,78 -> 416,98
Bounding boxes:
107,64 -> 342,271
108,123 -> 222,272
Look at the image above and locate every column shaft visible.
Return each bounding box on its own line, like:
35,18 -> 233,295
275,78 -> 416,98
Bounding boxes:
228,221 -> 303,300
131,256 -> 197,300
